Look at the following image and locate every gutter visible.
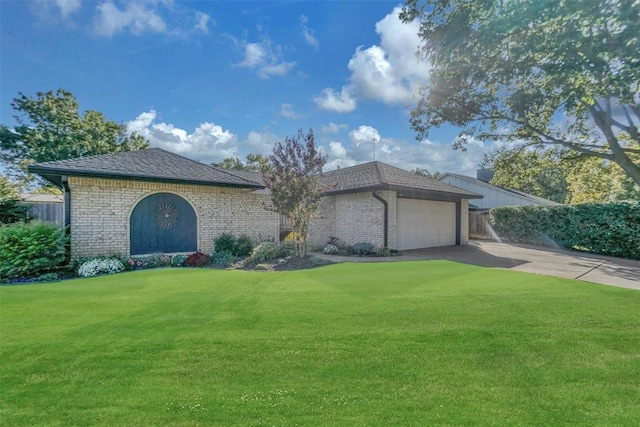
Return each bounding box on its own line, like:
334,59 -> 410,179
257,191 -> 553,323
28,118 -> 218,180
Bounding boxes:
62,175 -> 71,228
372,191 -> 388,248
62,175 -> 71,262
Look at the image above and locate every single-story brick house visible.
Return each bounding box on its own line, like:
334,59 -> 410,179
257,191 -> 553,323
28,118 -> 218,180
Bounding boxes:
28,148 -> 481,258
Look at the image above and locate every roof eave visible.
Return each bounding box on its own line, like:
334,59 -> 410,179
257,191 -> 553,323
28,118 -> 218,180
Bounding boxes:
27,167 -> 265,190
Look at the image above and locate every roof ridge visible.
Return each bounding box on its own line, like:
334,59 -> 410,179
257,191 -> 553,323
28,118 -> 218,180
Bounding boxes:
372,161 -> 386,185
145,148 -> 258,186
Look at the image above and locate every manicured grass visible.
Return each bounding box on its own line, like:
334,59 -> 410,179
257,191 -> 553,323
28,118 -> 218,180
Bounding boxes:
1,261 -> 639,426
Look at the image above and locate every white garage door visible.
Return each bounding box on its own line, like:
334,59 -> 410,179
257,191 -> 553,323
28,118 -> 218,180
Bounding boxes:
397,199 -> 456,250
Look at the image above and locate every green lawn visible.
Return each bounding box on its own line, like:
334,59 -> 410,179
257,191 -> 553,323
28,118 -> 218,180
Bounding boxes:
1,261 -> 639,426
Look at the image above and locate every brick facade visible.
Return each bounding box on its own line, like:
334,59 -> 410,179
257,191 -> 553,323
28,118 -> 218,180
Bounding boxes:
68,177 -> 471,258
68,177 -> 278,258
309,190 -> 398,250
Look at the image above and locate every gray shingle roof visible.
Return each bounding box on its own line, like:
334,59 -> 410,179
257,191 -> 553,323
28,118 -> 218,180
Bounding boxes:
28,148 -> 264,188
322,162 -> 481,198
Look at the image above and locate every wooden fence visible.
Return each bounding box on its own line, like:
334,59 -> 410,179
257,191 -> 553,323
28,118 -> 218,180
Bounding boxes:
26,202 -> 64,226
469,210 -> 493,240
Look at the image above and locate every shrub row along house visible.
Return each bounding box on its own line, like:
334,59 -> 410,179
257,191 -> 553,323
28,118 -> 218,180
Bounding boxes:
28,148 -> 481,258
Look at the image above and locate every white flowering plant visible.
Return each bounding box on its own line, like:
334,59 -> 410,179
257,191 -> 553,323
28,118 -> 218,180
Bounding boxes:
322,244 -> 339,254
78,258 -> 125,278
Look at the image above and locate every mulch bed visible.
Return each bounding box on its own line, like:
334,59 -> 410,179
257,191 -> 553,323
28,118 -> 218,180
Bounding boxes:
233,255 -> 334,272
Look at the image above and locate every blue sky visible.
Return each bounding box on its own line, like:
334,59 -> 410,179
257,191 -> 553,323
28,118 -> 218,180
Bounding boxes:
1,0 -> 496,175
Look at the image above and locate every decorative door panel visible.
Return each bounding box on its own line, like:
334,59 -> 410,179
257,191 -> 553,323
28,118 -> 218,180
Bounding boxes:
130,193 -> 196,255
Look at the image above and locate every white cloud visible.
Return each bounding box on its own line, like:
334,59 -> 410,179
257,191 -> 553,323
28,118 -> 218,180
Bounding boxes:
32,0 -> 82,22
94,1 -> 167,37
243,131 -> 278,156
194,11 -> 211,34
348,6 -> 428,104
127,110 -> 240,164
236,37 -> 296,79
312,6 -> 429,111
279,104 -> 302,120
321,122 -> 348,134
318,124 -> 495,176
53,0 -> 82,17
350,125 -> 381,146
300,15 -> 319,49
313,87 -> 357,113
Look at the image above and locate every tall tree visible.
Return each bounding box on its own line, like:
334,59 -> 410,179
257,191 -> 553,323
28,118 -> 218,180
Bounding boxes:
0,89 -> 149,183
412,167 -> 443,179
214,154 -> 270,172
0,177 -> 29,224
263,129 -> 328,257
484,148 -> 568,203
484,146 -> 640,203
400,0 -> 640,185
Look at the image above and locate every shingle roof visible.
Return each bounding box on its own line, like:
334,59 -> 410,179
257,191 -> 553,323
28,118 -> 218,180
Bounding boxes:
439,173 -> 559,205
321,162 -> 481,198
28,148 -> 264,188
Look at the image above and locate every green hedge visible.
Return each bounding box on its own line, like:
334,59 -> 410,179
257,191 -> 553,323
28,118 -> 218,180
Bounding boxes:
490,202 -> 640,260
0,221 -> 67,282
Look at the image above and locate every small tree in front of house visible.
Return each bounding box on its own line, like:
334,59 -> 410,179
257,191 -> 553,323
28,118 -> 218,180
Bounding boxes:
263,129 -> 327,257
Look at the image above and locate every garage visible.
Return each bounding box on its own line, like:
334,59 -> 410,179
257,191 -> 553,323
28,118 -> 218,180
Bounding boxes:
397,198 -> 456,250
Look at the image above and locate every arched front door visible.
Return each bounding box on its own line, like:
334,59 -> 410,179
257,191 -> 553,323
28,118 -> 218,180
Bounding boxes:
130,193 -> 197,255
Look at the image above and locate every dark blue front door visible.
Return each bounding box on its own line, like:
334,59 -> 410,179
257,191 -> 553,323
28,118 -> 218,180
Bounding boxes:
130,193 -> 197,255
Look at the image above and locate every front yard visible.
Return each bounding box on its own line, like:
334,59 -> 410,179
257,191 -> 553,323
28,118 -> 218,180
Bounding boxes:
1,261 -> 639,426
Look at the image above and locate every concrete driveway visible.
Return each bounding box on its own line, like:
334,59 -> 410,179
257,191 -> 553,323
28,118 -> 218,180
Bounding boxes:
314,240 -> 640,290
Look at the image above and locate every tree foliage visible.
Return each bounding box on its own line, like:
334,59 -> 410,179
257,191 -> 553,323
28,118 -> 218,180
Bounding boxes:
412,167 -> 443,179
214,154 -> 270,172
263,129 -> 328,257
485,147 -> 640,204
484,148 -> 568,203
0,177 -> 29,224
0,89 -> 150,183
400,0 -> 640,185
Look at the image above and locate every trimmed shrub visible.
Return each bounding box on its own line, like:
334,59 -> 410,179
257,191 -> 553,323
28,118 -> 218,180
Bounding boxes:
323,244 -> 339,254
235,235 -> 254,257
185,252 -> 211,267
214,233 -> 237,254
491,202 -> 640,259
78,258 -> 125,278
211,250 -> 237,268
376,247 -> 391,257
251,241 -> 295,262
171,254 -> 188,267
0,221 -> 67,282
213,233 -> 254,257
352,242 -> 374,256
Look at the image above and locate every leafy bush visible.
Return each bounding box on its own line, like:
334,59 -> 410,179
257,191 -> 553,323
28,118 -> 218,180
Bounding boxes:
0,221 -> 67,282
124,253 -> 172,270
284,231 -> 303,242
171,254 -> 187,267
491,202 -> 640,259
213,233 -> 254,256
323,244 -> 338,254
0,198 -> 30,224
38,272 -> 61,282
235,234 -> 254,256
376,247 -> 391,257
251,241 -> 295,262
185,252 -> 211,267
352,242 -> 374,255
78,258 -> 125,278
211,250 -> 237,268
214,233 -> 237,254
